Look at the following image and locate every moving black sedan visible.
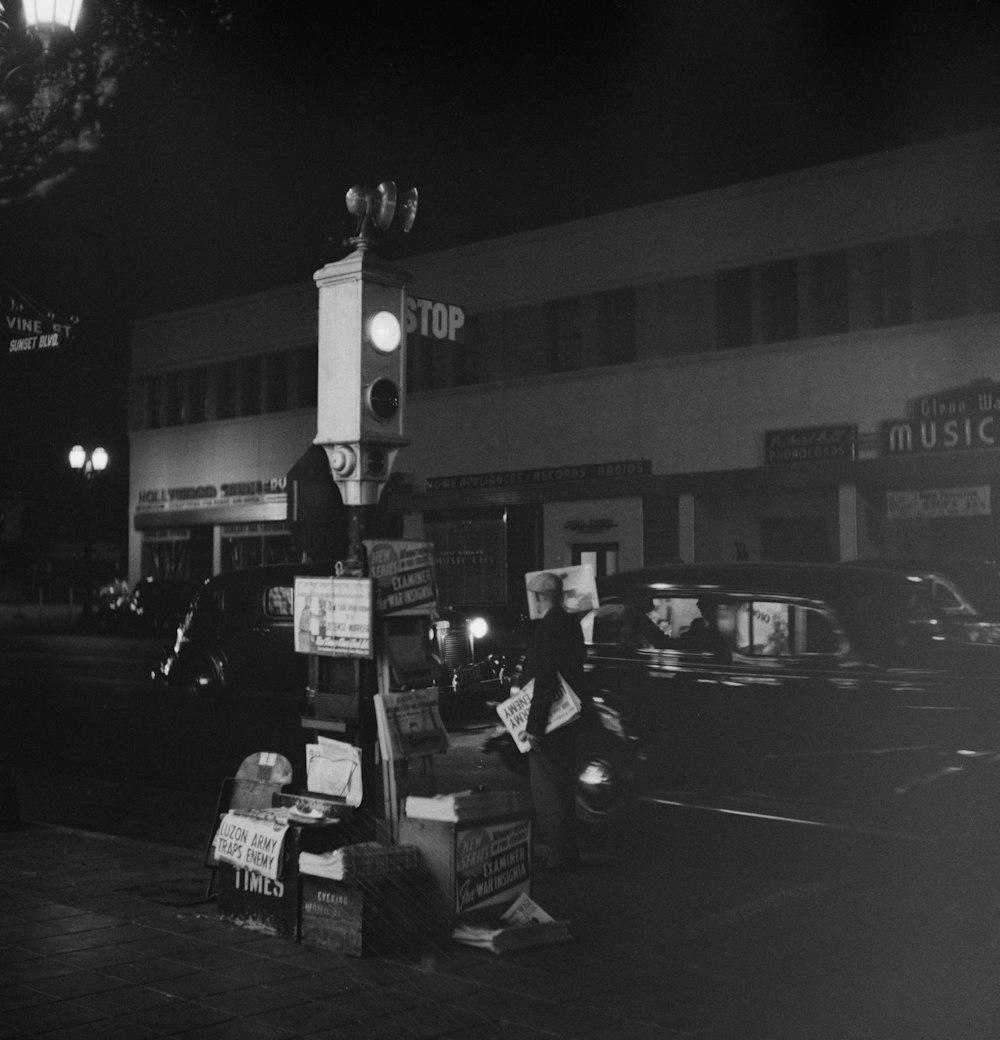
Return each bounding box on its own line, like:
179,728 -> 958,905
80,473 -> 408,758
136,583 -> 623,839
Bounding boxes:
484,561 -> 1000,842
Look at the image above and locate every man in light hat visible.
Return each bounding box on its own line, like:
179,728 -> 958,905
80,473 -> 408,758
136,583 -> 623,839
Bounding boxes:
522,570 -> 587,871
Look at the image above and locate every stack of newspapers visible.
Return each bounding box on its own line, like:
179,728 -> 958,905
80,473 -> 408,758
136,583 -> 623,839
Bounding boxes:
451,893 -> 572,953
298,841 -> 423,882
403,788 -> 531,823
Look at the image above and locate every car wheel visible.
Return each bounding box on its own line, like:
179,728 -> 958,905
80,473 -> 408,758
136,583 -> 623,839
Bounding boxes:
186,655 -> 226,706
575,730 -> 630,824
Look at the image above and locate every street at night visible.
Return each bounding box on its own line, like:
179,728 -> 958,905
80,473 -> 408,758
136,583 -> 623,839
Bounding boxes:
7,3 -> 1000,1037
3,632 -> 1000,1037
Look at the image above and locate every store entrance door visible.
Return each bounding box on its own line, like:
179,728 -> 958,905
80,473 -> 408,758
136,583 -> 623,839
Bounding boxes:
571,542 -> 619,579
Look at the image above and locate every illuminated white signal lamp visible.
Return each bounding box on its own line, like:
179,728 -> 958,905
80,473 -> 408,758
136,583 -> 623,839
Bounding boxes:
23,0 -> 84,33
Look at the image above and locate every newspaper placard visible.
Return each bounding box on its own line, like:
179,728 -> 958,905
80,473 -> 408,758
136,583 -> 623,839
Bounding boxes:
524,564 -> 598,618
294,576 -> 373,658
374,688 -> 450,762
212,812 -> 289,880
496,675 -> 582,753
454,817 -> 532,914
363,539 -> 438,615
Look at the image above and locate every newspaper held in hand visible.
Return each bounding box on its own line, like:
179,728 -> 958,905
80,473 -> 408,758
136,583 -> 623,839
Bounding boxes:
496,673 -> 581,753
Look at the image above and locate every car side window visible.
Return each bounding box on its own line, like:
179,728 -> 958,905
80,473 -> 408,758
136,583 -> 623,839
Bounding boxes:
930,579 -> 972,615
223,585 -> 258,615
590,603 -> 635,645
266,585 -> 294,618
736,601 -> 842,657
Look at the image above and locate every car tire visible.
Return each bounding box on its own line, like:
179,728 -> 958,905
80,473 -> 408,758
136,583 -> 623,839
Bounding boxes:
575,729 -> 630,824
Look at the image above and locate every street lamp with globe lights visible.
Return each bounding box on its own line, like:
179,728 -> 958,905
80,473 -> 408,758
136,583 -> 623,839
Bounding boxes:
68,443 -> 107,627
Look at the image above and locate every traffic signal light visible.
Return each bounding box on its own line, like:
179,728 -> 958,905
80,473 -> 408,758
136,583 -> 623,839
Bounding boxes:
314,247 -> 410,505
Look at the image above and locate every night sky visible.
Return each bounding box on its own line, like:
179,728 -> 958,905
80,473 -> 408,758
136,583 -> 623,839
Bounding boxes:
3,0 -> 1000,512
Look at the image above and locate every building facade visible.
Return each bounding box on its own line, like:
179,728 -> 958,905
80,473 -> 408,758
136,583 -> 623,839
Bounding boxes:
128,131 -> 1000,616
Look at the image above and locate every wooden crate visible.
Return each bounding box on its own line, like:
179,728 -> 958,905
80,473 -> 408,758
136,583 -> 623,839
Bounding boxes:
299,873 -> 431,956
398,815 -> 532,923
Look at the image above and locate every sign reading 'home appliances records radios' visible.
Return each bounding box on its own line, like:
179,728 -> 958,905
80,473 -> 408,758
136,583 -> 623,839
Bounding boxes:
881,382 -> 1000,455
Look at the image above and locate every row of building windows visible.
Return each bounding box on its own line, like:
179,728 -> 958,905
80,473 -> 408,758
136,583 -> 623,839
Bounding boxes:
133,222 -> 1000,430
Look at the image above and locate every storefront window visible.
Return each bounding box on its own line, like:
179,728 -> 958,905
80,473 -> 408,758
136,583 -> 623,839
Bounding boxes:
426,513 -> 507,606
221,523 -> 296,573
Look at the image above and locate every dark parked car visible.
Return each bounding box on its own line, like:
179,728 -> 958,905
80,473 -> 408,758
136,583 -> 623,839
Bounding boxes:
484,561 -> 1000,841
154,563 -> 339,705
128,578 -> 198,636
95,578 -> 196,636
154,563 -> 475,714
850,558 -> 1000,644
429,607 -> 529,726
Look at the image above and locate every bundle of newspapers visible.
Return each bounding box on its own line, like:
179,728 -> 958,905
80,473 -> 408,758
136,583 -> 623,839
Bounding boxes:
299,841 -> 423,882
403,788 -> 531,823
451,893 -> 572,953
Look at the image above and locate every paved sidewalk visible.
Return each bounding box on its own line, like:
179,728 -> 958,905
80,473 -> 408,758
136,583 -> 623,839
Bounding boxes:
0,820 -> 713,1040
4,817 -> 1000,1039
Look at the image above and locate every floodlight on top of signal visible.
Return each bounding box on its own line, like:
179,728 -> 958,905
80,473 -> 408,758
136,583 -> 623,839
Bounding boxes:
344,181 -> 418,246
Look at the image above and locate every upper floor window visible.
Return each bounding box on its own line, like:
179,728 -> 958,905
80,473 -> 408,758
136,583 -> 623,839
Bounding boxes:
807,251 -> 848,336
596,288 -> 636,366
760,259 -> 799,344
867,239 -> 912,328
162,370 -> 186,426
263,351 -> 289,413
715,266 -> 752,350
189,367 -> 208,424
294,344 -> 318,408
146,374 -> 162,429
216,361 -> 236,420
550,298 -> 582,371
920,228 -> 967,321
239,356 -> 261,416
